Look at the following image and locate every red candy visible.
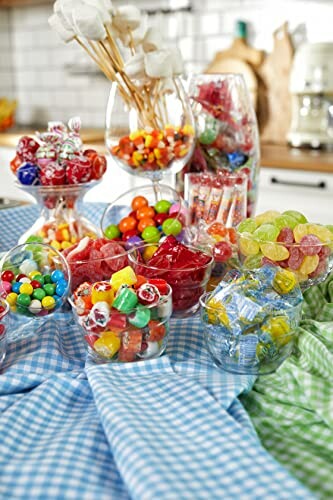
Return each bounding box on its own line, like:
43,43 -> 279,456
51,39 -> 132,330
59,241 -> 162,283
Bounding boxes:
10,155 -> 22,174
277,227 -> 294,245
16,136 -> 40,162
147,320 -> 166,341
39,161 -> 66,186
65,156 -> 92,184
137,283 -> 160,306
287,247 -> 303,270
1,270 -> 14,282
83,149 -> 107,180
213,241 -> 233,262
299,235 -> 322,256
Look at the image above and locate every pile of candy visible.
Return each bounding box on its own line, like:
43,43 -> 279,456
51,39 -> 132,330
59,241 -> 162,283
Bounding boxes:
71,266 -> 172,362
104,194 -> 186,246
128,235 -> 213,314
1,268 -> 68,317
10,117 -> 107,186
238,210 -> 333,285
202,266 -> 303,374
62,237 -> 128,290
111,125 -> 194,173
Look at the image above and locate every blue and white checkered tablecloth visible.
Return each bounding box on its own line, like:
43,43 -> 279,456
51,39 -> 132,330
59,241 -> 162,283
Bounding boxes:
0,204 -> 313,499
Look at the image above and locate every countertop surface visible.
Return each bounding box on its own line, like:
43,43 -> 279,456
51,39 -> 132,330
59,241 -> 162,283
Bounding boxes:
1,129 -> 333,173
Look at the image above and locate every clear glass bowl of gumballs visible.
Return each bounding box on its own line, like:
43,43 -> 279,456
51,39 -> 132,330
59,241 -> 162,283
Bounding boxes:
0,299 -> 10,367
69,266 -> 172,363
127,236 -> 214,317
62,236 -> 129,292
200,266 -> 303,375
237,210 -> 333,289
0,242 -> 70,319
101,184 -> 189,248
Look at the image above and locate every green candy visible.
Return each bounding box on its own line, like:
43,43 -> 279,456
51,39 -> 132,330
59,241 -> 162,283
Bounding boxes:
43,284 -> 55,296
113,288 -> 138,313
26,235 -> 44,243
282,210 -> 308,224
104,224 -> 121,240
162,218 -> 182,236
17,293 -> 31,307
33,275 -> 44,285
274,215 -> 298,230
33,288 -> 46,301
43,274 -> 52,284
238,218 -> 256,234
128,304 -> 151,328
326,225 -> 333,234
141,226 -> 160,243
253,224 -> 280,242
154,200 -> 172,214
199,128 -> 217,145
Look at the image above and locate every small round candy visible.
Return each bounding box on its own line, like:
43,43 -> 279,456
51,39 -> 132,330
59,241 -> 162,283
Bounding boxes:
138,217 -> 155,233
12,282 -> 22,294
118,216 -> 137,233
17,293 -> 31,307
1,270 -> 14,282
43,274 -> 52,284
33,288 -> 46,301
1,280 -> 12,294
162,218 -> 182,237
44,284 -> 55,296
214,241 -> 233,262
28,270 -> 42,280
29,299 -> 42,314
16,273 -> 27,282
33,274 -> 44,285
19,277 -> 31,284
55,281 -> 68,296
122,229 -> 139,242
154,200 -> 172,214
141,226 -> 161,243
143,245 -> 158,262
51,270 -> 65,283
136,206 -> 155,220
199,128 -> 217,145
154,213 -> 169,226
19,283 -> 34,295
131,195 -> 148,211
30,280 -> 42,289
6,292 -> 18,306
104,224 -> 121,240
41,296 -> 56,310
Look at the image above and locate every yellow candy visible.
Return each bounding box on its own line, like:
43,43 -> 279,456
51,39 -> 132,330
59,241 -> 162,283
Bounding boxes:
58,223 -> 69,230
182,124 -> 195,135
132,151 -> 143,166
143,246 -> 158,262
254,210 -> 281,227
19,283 -> 34,295
273,270 -> 297,294
306,224 -> 333,243
293,223 -> 311,243
145,135 -> 153,147
153,148 -> 162,160
299,254 -> 319,275
61,229 -> 70,242
50,240 -> 61,251
263,316 -> 292,345
129,129 -> 145,141
110,266 -> 137,292
91,282 -> 114,305
42,296 -> 56,310
6,292 -> 18,306
93,332 -> 121,359
61,241 -> 72,250
206,298 -> 230,326
260,242 -> 290,261
293,270 -> 309,283
239,235 -> 260,256
28,270 -> 41,279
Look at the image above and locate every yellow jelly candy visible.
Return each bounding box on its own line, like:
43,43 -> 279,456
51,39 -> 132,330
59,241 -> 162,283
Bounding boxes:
263,316 -> 292,346
42,296 -> 56,310
293,223 -> 311,242
206,298 -> 230,326
93,332 -> 121,359
143,245 -> 158,262
254,210 -> 281,227
260,242 -> 289,261
91,281 -> 114,305
299,254 -> 319,275
293,270 -> 309,283
110,266 -> 137,292
273,269 -> 297,294
239,235 -> 260,257
306,224 -> 333,243
6,292 -> 18,306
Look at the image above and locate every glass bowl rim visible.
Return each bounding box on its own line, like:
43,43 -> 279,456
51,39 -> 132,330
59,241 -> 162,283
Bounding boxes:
237,231 -> 332,247
14,179 -> 101,194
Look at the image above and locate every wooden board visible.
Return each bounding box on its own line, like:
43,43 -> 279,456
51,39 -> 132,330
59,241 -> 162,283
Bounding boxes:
258,22 -> 294,145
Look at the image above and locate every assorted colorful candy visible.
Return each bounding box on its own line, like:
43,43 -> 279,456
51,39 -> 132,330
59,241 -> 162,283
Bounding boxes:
201,266 -> 303,374
110,125 -> 194,173
184,78 -> 259,217
71,266 -> 172,362
237,210 -> 333,286
11,117 -> 107,186
62,237 -> 129,290
128,235 -> 213,315
104,194 -> 186,247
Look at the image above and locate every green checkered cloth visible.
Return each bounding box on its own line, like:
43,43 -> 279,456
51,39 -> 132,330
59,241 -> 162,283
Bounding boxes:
241,272 -> 333,500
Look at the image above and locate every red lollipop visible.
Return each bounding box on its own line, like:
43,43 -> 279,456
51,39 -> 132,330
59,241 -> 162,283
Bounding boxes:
65,156 -> 92,184
16,136 -> 40,162
83,149 -> 107,180
39,161 -> 66,186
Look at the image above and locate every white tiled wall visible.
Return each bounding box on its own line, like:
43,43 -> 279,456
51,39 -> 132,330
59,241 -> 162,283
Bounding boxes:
1,0 -> 333,127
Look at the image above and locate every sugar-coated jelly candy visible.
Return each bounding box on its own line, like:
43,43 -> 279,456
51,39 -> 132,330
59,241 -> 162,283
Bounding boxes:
260,242 -> 289,261
239,235 -> 260,256
254,210 -> 280,226
299,255 -> 319,275
282,210 -> 307,224
253,224 -> 279,242
277,227 -> 294,245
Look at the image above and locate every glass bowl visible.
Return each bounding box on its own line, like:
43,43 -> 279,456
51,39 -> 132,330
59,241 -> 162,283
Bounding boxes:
0,299 -> 10,367
62,237 -> 129,292
0,242 -> 71,318
200,292 -> 303,375
101,183 -> 189,247
69,283 -> 172,363
128,242 -> 214,317
237,232 -> 333,289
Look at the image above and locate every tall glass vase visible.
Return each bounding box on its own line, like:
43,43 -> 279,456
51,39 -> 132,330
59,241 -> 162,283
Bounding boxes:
184,74 -> 260,217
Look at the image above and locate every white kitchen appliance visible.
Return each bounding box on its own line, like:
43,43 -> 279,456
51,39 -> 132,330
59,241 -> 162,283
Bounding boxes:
287,42 -> 333,148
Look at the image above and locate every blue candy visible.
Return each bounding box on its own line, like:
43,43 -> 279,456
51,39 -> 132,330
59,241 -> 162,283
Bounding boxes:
12,282 -> 21,294
226,151 -> 248,169
55,279 -> 68,296
51,270 -> 65,283
17,163 -> 40,185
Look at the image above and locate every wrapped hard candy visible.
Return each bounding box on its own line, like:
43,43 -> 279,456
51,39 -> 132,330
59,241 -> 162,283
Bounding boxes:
16,136 -> 40,162
17,163 -> 40,185
65,156 -> 92,184
85,301 -> 111,332
39,161 -> 66,186
83,149 -> 107,180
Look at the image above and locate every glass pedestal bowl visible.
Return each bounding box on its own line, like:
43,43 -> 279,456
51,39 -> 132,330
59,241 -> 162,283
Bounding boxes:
0,299 -> 10,367
17,182 -> 101,251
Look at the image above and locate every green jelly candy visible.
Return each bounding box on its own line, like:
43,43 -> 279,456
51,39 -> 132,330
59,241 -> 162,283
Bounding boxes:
43,274 -> 52,284
26,235 -> 44,243
155,200 -> 172,214
253,224 -> 280,242
113,288 -> 138,313
238,218 -> 256,234
128,304 -> 151,328
43,283 -> 55,296
199,128 -> 217,145
162,218 -> 182,236
243,253 -> 263,269
17,293 -> 31,307
104,224 -> 121,240
33,288 -> 46,301
142,226 -> 160,243
282,210 -> 308,224
273,215 -> 298,230
255,210 -> 280,226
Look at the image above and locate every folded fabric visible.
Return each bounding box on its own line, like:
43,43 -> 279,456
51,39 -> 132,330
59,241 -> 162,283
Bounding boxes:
242,272 -> 333,499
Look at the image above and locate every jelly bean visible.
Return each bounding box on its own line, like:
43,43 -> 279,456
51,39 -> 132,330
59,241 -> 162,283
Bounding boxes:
17,293 -> 31,307
29,299 -> 42,314
299,255 -> 319,275
273,270 -> 297,294
19,283 -> 34,295
277,227 -> 294,245
282,210 -> 308,224
162,218 -> 182,236
239,235 -> 260,256
110,266 -> 137,291
131,196 -> 148,211
104,224 -> 121,240
155,200 -> 172,214
260,242 -> 289,261
93,332 -> 121,359
1,270 -> 14,282
41,296 -> 56,310
253,224 -> 279,242
141,226 -> 160,243
91,282 -> 114,305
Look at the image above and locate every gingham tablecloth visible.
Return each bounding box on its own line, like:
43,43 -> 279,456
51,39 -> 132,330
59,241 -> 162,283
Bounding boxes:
0,204 -> 313,499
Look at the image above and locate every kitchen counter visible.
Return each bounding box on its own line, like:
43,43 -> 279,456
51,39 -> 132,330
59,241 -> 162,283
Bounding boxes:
1,129 -> 333,173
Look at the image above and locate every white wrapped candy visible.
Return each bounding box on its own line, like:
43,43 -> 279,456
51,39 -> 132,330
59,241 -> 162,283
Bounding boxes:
48,13 -> 75,43
112,5 -> 141,32
53,0 -> 72,31
83,0 -> 111,25
68,116 -> 82,134
72,4 -> 106,41
169,47 -> 184,75
159,77 -> 175,94
120,12 -> 148,47
59,0 -> 83,28
142,27 -> 163,53
144,49 -> 173,79
124,53 -> 146,80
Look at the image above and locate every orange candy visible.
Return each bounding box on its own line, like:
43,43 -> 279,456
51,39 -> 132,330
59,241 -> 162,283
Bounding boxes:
118,216 -> 137,233
131,196 -> 148,211
138,217 -> 155,233
136,206 -> 155,220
